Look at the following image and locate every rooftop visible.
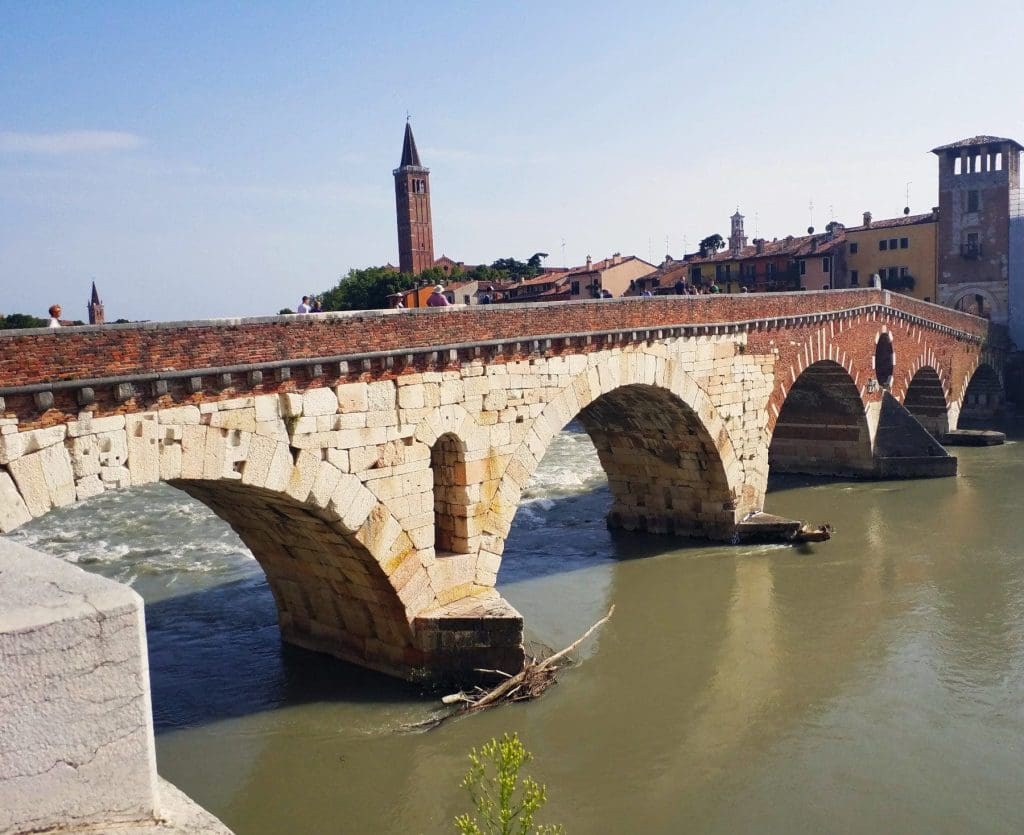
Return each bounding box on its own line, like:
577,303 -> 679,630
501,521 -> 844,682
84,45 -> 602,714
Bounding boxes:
931,135 -> 1023,153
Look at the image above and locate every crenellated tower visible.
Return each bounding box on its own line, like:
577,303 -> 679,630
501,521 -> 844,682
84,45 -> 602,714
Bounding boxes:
393,121 -> 434,275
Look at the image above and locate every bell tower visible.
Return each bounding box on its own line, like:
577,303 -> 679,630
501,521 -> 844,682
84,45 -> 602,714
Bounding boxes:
729,210 -> 747,254
393,121 -> 434,275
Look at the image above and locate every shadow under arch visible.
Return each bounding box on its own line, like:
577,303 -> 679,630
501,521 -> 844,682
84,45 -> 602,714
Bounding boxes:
161,478 -> 416,673
769,360 -> 873,477
959,362 -> 1004,426
903,366 -> 950,436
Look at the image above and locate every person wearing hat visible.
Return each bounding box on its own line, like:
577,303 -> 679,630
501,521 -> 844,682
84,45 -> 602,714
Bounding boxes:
426,285 -> 450,307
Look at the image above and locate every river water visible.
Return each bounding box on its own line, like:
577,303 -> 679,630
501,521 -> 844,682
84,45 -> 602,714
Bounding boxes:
9,423 -> 1024,834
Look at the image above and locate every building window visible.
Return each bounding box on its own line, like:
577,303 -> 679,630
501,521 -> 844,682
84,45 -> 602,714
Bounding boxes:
571,281 -> 580,295
851,270 -> 859,286
889,238 -> 898,250
879,239 -> 888,251
967,190 -> 979,213
799,260 -> 806,276
850,242 -> 859,254
899,237 -> 909,249
766,263 -> 776,275
899,267 -> 908,277
888,267 -> 900,280
822,257 -> 831,272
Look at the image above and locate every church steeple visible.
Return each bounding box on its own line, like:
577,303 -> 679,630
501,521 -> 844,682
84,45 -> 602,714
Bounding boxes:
87,281 -> 105,325
393,121 -> 434,275
729,210 -> 747,254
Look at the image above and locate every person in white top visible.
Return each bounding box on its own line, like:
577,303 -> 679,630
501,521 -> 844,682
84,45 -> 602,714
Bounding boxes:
47,304 -> 62,328
296,296 -> 312,313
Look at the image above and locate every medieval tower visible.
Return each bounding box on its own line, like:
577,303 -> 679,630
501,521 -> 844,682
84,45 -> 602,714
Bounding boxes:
393,121 -> 434,275
932,135 -> 1022,324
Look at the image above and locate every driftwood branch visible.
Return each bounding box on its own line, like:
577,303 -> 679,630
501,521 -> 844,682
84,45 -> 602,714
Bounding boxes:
440,605 -> 616,717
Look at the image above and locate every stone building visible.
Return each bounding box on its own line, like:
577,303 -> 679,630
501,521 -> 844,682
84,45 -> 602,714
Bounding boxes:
844,210 -> 938,302
394,122 -> 434,275
931,135 -> 1022,324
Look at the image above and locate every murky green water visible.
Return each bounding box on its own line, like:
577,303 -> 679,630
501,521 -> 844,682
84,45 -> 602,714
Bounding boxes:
10,425 -> 1024,834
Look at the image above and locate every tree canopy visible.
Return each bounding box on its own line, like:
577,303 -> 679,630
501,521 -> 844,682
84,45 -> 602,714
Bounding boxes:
698,234 -> 725,257
2,313 -> 48,329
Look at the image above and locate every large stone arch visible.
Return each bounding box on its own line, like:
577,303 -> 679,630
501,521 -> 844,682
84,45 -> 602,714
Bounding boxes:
484,350 -> 748,566
902,366 -> 950,436
957,362 -> 1004,426
769,360 -> 874,477
0,406 -> 436,680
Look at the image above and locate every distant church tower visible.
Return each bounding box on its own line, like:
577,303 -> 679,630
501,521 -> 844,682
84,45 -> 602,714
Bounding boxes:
393,121 -> 435,275
87,281 -> 104,325
729,210 -> 748,254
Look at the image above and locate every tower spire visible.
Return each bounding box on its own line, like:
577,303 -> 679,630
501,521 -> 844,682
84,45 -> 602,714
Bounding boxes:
393,122 -> 434,275
87,280 -> 104,325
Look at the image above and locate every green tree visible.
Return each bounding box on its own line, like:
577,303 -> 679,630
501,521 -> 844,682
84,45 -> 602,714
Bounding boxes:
454,734 -> 563,835
318,266 -> 408,311
2,313 -> 48,329
698,234 -> 725,257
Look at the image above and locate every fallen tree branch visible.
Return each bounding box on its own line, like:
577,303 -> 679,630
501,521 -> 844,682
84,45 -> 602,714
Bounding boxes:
445,605 -> 615,715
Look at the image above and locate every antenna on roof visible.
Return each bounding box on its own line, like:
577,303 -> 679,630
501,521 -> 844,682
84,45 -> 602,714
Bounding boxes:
808,198 -> 814,229
904,181 -> 912,214
754,212 -> 759,238
561,238 -> 566,268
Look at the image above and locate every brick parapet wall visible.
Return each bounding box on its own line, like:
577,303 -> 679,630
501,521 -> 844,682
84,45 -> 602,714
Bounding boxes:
0,290 -> 991,391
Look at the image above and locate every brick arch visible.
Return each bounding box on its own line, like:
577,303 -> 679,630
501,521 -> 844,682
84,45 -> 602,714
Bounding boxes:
484,350 -> 748,562
769,360 -> 875,477
902,365 -> 951,436
0,413 -> 431,680
956,361 -> 1004,426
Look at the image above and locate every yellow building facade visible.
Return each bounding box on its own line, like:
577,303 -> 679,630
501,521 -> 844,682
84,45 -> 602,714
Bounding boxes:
844,211 -> 938,302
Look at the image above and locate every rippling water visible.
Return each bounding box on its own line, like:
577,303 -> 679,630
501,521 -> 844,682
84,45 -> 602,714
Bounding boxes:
9,422 -> 1024,833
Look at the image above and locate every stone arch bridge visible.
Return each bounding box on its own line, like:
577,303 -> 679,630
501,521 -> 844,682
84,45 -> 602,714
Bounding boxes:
0,289 -> 1006,681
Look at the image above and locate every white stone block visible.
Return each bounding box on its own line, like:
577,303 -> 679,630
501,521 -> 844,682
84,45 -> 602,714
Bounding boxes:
75,474 -> 105,501
67,414 -> 126,438
0,471 -> 32,532
40,443 -> 76,507
253,394 -> 281,422
70,434 -> 102,478
126,413 -> 161,486
158,405 -> 201,425
336,382 -> 368,413
0,425 -> 67,466
279,392 -> 303,417
303,387 -> 339,417
367,380 -> 396,411
0,540 -> 159,833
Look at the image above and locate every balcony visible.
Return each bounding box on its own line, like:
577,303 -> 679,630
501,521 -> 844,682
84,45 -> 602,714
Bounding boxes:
960,242 -> 983,259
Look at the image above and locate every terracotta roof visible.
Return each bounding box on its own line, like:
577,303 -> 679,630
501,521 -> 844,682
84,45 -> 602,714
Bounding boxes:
931,135 -> 1023,153
846,212 -> 935,232
674,230 -> 844,265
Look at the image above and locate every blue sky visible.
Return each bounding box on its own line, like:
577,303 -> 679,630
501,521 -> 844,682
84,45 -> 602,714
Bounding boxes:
2,1 -> 1023,321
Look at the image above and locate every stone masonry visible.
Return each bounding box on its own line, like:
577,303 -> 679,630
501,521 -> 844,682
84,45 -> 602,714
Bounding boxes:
0,289 -> 1006,682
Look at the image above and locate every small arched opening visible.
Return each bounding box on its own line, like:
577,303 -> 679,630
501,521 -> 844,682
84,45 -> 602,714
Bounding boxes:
874,332 -> 894,388
770,361 -> 873,477
903,367 -> 949,436
959,364 -> 1004,426
431,432 -> 471,555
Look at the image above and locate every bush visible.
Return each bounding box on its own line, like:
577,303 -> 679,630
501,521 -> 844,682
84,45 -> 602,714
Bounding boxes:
454,733 -> 563,835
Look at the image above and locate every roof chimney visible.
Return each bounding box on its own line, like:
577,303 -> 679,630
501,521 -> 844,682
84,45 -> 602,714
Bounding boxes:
611,252 -> 622,265
585,255 -> 592,269
932,205 -> 940,221
863,211 -> 872,228
754,238 -> 765,254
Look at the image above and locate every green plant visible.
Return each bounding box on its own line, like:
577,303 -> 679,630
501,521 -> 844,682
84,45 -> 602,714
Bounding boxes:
454,733 -> 564,835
